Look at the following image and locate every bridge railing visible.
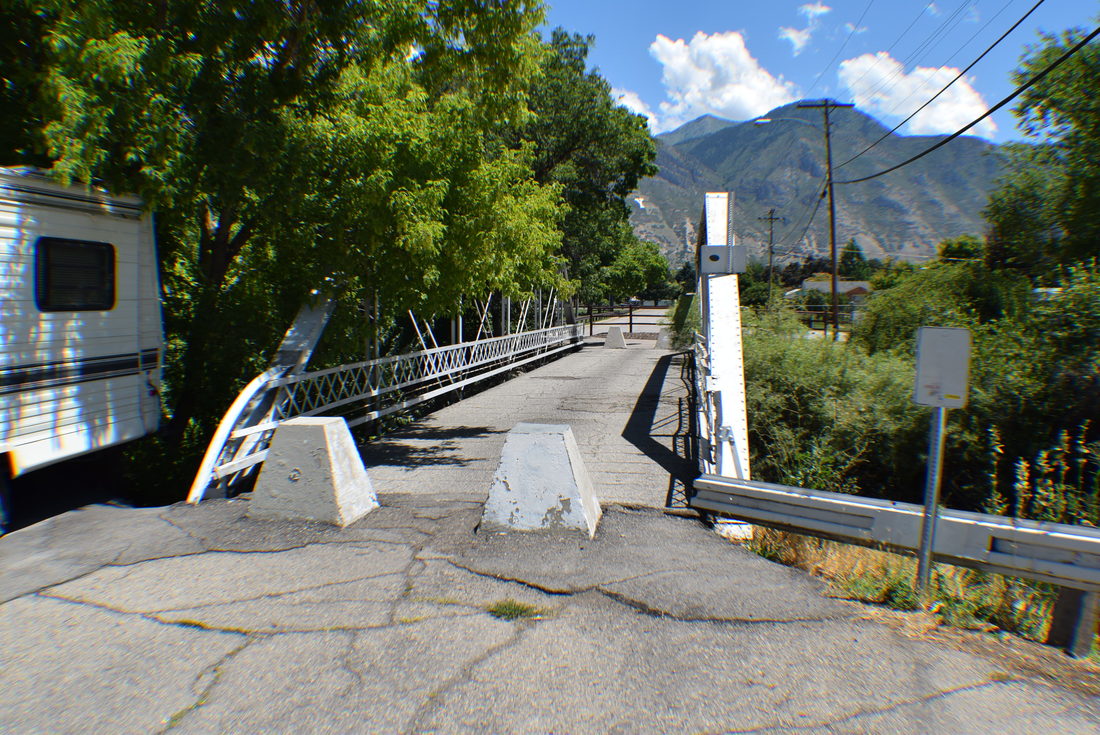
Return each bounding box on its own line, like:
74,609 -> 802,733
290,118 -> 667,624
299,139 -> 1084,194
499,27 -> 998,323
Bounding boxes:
691,332 -> 720,475
187,323 -> 583,503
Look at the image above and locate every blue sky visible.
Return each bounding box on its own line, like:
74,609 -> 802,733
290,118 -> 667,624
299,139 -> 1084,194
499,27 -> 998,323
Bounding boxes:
542,0 -> 1095,141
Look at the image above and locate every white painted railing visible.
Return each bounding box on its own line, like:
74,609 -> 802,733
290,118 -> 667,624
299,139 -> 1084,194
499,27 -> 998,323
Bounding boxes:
187,324 -> 582,503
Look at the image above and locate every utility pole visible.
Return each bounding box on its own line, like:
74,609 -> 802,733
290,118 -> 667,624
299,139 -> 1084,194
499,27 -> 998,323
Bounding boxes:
757,208 -> 784,303
796,99 -> 853,340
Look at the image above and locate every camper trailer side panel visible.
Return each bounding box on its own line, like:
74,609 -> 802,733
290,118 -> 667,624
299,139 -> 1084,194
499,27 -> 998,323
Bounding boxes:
0,171 -> 163,476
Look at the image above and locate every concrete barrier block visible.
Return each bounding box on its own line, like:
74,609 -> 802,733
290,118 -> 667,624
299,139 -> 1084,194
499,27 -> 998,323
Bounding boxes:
604,326 -> 626,348
481,423 -> 602,538
250,417 -> 378,526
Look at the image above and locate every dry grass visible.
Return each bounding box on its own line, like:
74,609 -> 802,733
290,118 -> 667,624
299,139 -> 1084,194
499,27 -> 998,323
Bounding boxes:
744,527 -> 1093,653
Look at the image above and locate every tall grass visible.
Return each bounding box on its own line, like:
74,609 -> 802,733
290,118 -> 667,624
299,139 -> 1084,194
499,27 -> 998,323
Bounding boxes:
745,528 -> 1085,650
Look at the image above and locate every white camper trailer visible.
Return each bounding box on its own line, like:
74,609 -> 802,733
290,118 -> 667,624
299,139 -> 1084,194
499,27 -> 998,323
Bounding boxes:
0,167 -> 163,486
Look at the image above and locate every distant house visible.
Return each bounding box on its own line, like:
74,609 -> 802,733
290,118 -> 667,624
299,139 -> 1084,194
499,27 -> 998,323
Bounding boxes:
787,279 -> 873,303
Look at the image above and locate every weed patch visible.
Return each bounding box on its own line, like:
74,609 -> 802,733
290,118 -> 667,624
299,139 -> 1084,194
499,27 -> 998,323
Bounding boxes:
487,598 -> 545,621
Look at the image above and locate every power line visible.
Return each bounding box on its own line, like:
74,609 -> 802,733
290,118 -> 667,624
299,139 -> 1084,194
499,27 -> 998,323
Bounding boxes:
838,1 -> 940,95
876,0 -> 1018,122
785,186 -> 827,250
805,0 -> 878,97
854,0 -> 975,105
835,25 -> 1100,186
772,175 -> 826,247
756,0 -> 876,229
837,0 -> 1046,169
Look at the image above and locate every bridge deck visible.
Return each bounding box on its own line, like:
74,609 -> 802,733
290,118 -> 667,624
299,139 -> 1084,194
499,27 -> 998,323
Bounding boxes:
361,335 -> 692,507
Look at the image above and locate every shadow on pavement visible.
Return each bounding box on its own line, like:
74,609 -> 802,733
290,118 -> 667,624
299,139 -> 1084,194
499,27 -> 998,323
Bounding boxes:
359,425 -> 503,468
620,353 -> 695,506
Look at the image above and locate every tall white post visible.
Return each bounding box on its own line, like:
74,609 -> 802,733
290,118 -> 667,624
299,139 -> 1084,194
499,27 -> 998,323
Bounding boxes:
698,192 -> 750,480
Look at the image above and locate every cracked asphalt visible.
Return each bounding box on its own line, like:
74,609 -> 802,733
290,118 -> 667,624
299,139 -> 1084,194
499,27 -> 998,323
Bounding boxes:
3,341 -> 1100,733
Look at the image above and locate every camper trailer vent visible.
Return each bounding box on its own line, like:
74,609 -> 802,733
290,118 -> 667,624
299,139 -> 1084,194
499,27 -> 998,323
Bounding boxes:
35,237 -> 115,311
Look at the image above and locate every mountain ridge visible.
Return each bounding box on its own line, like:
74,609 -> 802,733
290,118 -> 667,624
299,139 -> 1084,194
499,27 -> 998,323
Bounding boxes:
631,104 -> 1002,266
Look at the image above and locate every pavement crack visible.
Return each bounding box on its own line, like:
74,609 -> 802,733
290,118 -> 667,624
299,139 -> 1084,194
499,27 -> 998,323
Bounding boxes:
145,571 -> 409,614
442,560 -> 583,596
35,591 -> 435,635
335,631 -> 366,698
35,592 -> 257,635
401,624 -> 531,734
158,636 -> 258,732
389,558 -> 428,625
721,678 -> 1018,733
439,560 -> 676,596
441,562 -> 840,625
157,512 -> 213,551
598,589 -> 845,626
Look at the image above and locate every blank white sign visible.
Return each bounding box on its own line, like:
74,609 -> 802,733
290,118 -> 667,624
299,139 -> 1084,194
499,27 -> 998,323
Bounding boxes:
913,327 -> 971,408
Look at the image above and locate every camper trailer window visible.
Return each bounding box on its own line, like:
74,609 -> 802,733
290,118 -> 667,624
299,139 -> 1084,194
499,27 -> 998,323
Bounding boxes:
35,237 -> 115,311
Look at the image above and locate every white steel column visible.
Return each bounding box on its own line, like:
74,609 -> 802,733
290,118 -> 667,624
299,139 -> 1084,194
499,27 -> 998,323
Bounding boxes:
699,192 -> 750,480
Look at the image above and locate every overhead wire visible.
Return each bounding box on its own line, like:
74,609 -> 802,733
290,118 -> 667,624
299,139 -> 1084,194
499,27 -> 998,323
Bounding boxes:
876,0 -> 1018,121
837,1 -> 943,95
780,184 -> 828,253
854,0 -> 975,106
837,0 -> 1045,169
763,174 -> 826,253
834,24 -> 1100,185
753,0 -> 878,244
805,0 -> 879,97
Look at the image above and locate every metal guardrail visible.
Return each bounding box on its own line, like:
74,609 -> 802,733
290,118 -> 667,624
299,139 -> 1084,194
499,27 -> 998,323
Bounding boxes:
188,323 -> 582,503
692,474 -> 1100,592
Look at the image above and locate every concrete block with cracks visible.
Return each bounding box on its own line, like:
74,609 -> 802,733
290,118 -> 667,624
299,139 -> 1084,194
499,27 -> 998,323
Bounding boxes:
480,423 -> 602,538
250,417 -> 378,526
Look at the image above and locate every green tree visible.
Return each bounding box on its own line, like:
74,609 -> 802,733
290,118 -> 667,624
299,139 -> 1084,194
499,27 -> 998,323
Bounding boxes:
517,29 -> 657,303
738,261 -> 773,307
779,255 -> 830,286
937,234 -> 983,261
839,239 -> 871,280
985,25 -> 1100,277
32,0 -> 558,444
851,262 -> 1030,355
603,238 -> 668,302
674,261 -> 697,292
0,0 -> 49,165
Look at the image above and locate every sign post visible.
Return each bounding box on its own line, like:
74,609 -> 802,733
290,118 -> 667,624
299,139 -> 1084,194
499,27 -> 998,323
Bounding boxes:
912,327 -> 971,598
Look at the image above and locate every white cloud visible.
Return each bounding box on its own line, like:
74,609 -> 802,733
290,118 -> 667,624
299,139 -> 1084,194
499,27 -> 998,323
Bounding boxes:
838,52 -> 996,137
799,2 -> 832,20
648,31 -> 798,132
612,87 -> 659,130
843,22 -> 868,34
779,3 -> 832,55
778,27 -> 812,55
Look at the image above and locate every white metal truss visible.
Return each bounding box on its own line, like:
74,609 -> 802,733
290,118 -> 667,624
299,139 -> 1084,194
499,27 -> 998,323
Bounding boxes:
693,191 -> 751,480
187,323 -> 582,503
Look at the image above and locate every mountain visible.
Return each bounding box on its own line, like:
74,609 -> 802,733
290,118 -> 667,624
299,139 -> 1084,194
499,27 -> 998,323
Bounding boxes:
631,104 -> 1004,266
656,114 -> 740,146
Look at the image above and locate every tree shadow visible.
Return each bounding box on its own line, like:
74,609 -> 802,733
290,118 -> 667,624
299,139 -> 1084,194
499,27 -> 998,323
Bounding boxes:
359,425 -> 503,468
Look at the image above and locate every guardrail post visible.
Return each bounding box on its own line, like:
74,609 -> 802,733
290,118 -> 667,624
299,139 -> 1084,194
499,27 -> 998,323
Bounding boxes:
629,303 -> 634,333
916,406 -> 948,597
1047,587 -> 1099,658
